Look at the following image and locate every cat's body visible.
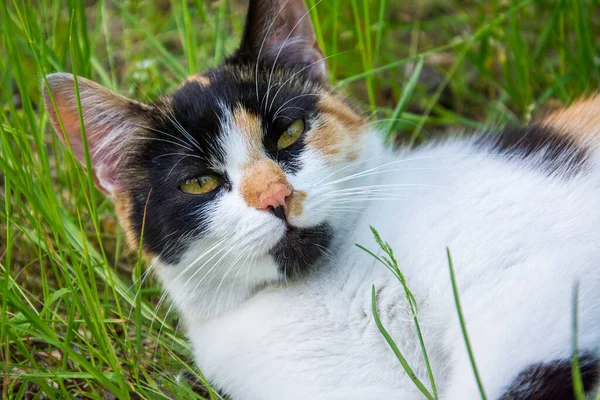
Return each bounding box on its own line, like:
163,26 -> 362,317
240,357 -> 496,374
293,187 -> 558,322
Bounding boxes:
168,130 -> 600,399
43,0 -> 600,398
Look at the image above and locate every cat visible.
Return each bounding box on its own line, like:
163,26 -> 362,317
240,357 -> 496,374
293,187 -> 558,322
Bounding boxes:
42,0 -> 600,398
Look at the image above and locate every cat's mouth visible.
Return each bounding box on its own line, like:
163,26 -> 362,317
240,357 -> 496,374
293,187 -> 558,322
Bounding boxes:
268,223 -> 333,278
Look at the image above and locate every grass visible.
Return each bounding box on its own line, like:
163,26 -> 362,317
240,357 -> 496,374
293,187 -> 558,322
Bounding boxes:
1,0 -> 600,398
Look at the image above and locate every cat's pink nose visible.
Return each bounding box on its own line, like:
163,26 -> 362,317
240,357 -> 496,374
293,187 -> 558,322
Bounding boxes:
258,183 -> 292,211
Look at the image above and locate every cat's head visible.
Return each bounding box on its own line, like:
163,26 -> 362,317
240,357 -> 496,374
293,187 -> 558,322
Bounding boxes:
43,0 -> 371,299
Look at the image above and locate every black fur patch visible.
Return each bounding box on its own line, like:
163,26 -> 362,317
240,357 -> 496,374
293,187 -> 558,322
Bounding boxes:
269,223 -> 333,278
500,355 -> 599,400
479,124 -> 589,177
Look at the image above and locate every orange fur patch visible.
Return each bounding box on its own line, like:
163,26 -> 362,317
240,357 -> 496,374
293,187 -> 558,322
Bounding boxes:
542,96 -> 600,144
318,91 -> 366,129
306,114 -> 342,158
114,192 -> 156,262
287,190 -> 307,217
185,74 -> 211,87
305,92 -> 366,162
240,159 -> 291,209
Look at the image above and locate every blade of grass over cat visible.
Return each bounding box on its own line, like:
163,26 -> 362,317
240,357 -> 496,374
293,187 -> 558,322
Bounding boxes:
446,248 -> 487,400
371,286 -> 435,400
571,282 -> 585,400
358,226 -> 438,399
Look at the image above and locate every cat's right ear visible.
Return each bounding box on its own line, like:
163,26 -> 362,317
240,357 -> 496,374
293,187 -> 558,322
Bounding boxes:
42,73 -> 149,197
237,0 -> 326,79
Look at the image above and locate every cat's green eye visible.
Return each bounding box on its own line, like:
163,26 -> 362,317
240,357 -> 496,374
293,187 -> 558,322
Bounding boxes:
179,175 -> 220,195
277,119 -> 305,149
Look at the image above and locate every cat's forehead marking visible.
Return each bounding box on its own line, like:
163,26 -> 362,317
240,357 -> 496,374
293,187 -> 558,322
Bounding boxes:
232,106 -> 262,160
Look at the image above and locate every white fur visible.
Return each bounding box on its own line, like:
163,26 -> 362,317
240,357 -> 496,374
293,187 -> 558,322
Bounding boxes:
154,125 -> 600,399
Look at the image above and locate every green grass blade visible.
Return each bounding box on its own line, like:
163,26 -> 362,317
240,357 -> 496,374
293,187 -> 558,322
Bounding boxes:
371,285 -> 434,400
447,248 -> 487,400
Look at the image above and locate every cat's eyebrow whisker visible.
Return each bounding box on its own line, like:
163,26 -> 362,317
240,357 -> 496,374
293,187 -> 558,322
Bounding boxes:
272,93 -> 320,119
131,137 -> 194,153
131,81 -> 202,151
274,115 -> 294,123
151,152 -> 204,162
268,51 -> 351,113
273,106 -> 310,120
165,110 -> 203,152
129,123 -> 193,150
166,154 -> 197,179
264,0 -> 325,109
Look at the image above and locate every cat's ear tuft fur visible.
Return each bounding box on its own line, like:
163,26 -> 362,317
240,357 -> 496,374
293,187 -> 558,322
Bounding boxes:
42,73 -> 148,197
238,0 -> 326,79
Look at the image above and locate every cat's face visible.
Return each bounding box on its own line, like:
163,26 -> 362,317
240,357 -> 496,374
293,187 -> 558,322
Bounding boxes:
43,0 -> 368,291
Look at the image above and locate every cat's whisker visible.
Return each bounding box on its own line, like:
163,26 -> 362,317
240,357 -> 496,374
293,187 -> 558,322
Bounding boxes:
311,155 -> 394,187
227,250 -> 255,306
329,196 -> 417,205
153,237 -> 235,358
151,152 -> 204,162
321,183 -> 443,195
316,188 -> 439,202
320,152 -> 529,187
150,234 -> 234,330
208,247 -> 253,312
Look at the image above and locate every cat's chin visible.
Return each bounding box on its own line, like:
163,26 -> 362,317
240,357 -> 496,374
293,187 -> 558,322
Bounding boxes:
268,222 -> 334,279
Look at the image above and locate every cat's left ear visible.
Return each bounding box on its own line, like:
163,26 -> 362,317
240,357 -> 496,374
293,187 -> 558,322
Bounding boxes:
238,0 -> 326,79
42,73 -> 150,197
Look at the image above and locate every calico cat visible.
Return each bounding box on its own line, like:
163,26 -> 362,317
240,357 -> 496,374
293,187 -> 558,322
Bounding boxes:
42,0 -> 600,398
